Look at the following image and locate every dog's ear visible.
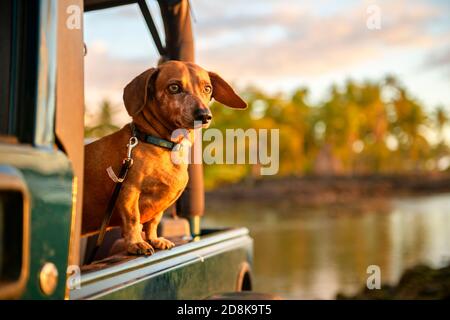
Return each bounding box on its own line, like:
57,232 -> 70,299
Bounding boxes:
208,72 -> 247,109
123,68 -> 159,117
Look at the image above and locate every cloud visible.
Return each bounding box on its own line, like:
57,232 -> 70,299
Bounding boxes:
422,46 -> 450,70
192,0 -> 444,82
84,0 -> 449,116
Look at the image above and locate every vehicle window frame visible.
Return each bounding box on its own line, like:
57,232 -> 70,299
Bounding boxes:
0,0 -> 13,136
1,0 -> 57,149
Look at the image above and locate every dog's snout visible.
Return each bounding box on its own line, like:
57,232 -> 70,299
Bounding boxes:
194,108 -> 212,124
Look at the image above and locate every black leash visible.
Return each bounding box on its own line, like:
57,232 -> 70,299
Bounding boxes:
86,136 -> 138,264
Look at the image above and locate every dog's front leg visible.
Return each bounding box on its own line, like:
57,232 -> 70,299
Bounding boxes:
117,186 -> 155,255
143,212 -> 175,250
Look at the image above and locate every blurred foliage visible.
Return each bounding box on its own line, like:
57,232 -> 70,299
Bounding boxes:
86,76 -> 450,190
85,99 -> 120,138
205,76 -> 449,189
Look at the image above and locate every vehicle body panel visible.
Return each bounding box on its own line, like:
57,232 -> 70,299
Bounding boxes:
0,145 -> 73,299
71,228 -> 253,299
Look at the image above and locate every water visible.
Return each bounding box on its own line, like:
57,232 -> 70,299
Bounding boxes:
203,193 -> 450,299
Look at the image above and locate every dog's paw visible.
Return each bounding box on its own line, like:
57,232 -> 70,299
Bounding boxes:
148,237 -> 175,250
127,241 -> 155,256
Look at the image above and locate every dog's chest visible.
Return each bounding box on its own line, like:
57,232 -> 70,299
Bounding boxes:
143,163 -> 188,195
133,148 -> 188,213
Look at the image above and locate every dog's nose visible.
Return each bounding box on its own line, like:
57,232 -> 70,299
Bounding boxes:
194,109 -> 212,124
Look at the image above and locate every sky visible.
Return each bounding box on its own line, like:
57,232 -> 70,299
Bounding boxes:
83,0 -> 450,126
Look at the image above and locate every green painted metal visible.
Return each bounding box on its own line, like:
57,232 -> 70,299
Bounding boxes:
0,145 -> 73,299
101,245 -> 251,300
0,0 -> 73,299
71,228 -> 253,300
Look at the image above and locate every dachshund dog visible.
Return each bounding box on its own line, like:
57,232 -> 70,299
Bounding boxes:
82,60 -> 246,255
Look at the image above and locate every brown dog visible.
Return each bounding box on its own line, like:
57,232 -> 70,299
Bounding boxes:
82,61 -> 246,255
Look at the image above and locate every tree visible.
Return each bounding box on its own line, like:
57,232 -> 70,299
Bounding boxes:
434,105 -> 449,144
85,99 -> 120,138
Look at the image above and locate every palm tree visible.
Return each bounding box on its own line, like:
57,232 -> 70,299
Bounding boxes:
391,88 -> 429,171
434,105 -> 449,144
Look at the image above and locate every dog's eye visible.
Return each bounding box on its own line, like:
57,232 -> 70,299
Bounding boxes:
204,85 -> 212,94
168,84 -> 181,94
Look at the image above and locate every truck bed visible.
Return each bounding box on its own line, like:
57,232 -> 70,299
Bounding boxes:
70,227 -> 253,299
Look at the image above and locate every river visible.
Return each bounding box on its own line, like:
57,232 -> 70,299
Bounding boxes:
204,193 -> 450,299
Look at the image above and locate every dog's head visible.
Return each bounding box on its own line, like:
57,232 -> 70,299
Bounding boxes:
123,60 -> 246,132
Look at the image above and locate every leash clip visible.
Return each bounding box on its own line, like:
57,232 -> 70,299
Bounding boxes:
127,136 -> 138,159
107,136 -> 138,183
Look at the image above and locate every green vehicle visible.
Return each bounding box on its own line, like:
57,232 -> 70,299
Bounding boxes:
0,0 -> 253,300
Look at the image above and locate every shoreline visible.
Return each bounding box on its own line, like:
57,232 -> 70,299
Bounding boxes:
206,174 -> 450,206
337,264 -> 450,300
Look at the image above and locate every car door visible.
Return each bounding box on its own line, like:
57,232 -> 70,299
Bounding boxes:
0,0 -> 74,299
